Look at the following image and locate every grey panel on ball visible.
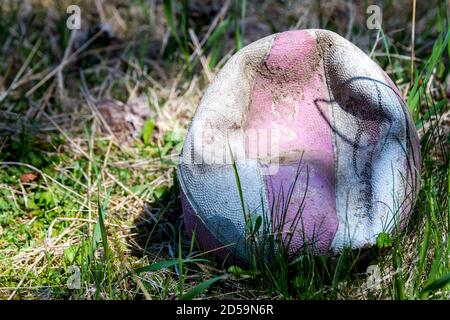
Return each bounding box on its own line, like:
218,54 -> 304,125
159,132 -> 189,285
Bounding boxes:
178,159 -> 268,261
314,30 -> 420,250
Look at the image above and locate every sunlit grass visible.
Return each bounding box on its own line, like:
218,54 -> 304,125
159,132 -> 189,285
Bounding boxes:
0,0 -> 448,300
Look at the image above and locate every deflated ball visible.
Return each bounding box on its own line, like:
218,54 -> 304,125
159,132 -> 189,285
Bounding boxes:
178,29 -> 421,265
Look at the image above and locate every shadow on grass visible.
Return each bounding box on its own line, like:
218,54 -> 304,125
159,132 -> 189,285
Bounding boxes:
129,181 -> 197,260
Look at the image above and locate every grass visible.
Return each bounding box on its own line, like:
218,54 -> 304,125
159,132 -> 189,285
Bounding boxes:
0,0 -> 448,300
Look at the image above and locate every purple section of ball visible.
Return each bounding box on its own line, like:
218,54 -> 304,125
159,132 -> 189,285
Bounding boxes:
262,162 -> 338,255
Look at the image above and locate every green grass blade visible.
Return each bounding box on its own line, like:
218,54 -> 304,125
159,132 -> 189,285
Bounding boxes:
421,272 -> 450,295
415,100 -> 447,129
229,145 -> 247,223
379,27 -> 392,66
180,275 -> 225,300
142,119 -> 155,145
206,18 -> 231,49
408,29 -> 450,119
163,0 -> 190,63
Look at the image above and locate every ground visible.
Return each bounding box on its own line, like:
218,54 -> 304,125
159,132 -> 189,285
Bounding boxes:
0,0 -> 448,300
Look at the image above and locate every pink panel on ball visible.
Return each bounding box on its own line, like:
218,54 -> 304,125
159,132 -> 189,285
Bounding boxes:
245,30 -> 338,253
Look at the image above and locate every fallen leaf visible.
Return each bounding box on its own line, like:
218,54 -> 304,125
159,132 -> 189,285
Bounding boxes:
20,172 -> 40,183
96,97 -> 152,145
